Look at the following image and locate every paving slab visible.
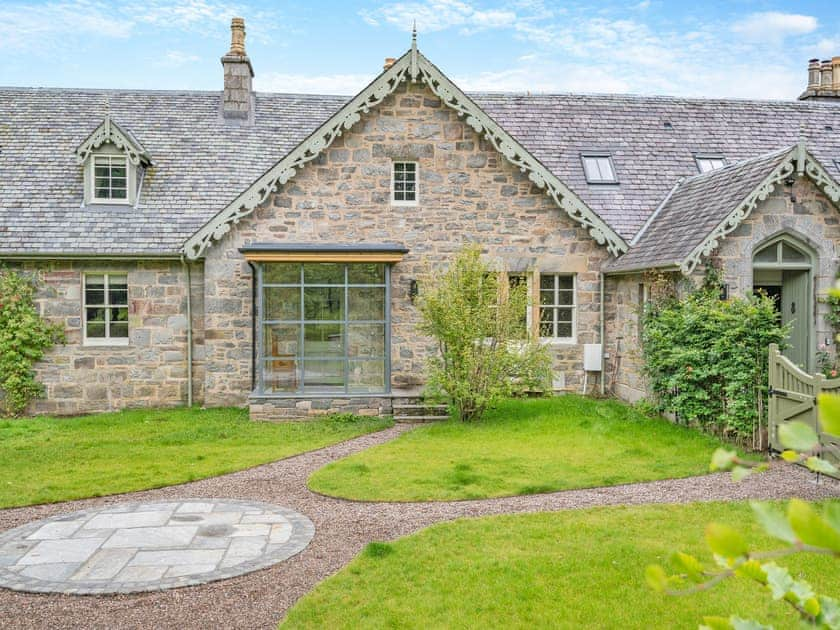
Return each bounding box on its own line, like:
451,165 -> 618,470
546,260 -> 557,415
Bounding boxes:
0,499 -> 313,594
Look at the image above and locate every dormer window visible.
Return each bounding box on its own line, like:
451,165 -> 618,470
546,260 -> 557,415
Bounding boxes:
695,155 -> 727,173
581,153 -> 618,184
94,155 -> 128,201
75,116 -> 151,206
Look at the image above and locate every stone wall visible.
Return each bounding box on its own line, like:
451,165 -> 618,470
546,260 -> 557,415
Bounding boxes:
14,259 -> 195,415
605,176 -> 840,405
603,272 -> 648,402
204,81 -> 611,410
250,397 -> 392,421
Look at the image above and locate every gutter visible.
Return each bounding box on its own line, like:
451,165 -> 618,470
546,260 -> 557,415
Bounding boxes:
600,271 -> 605,396
0,253 -> 182,261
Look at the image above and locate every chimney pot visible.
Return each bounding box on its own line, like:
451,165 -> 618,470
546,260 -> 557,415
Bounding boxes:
221,17 -> 254,122
821,60 -> 834,90
808,58 -> 821,90
383,57 -> 396,71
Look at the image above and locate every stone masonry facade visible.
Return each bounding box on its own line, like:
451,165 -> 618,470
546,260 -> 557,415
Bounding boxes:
20,260 -> 204,415
605,177 -> 840,405
203,81 -> 609,414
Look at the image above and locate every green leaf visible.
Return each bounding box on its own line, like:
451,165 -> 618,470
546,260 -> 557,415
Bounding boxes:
711,448 -> 738,471
787,499 -> 840,552
728,616 -> 773,630
731,465 -> 753,482
816,595 -> 840,629
824,503 -> 840,533
751,502 -> 796,544
734,559 -> 767,584
763,562 -> 797,600
700,617 -> 733,630
705,523 -> 748,559
780,450 -> 800,463
817,393 -> 840,437
778,422 -> 819,452
645,564 -> 668,592
806,456 -> 838,475
671,552 -> 704,582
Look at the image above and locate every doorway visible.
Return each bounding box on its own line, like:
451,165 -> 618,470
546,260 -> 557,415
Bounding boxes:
752,236 -> 814,371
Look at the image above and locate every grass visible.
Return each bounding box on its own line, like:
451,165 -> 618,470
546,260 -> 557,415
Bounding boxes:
282,501 -> 840,629
0,407 -> 391,508
308,396 -> 733,501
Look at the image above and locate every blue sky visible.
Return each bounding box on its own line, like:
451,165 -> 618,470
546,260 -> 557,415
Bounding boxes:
0,0 -> 838,99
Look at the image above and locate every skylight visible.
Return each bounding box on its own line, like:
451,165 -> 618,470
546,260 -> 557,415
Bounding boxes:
695,155 -> 727,173
581,154 -> 618,184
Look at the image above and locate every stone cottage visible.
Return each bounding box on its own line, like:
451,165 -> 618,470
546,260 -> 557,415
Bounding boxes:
1,19 -> 840,418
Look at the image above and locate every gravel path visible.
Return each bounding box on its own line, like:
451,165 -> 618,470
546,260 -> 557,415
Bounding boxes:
1,423 -> 838,630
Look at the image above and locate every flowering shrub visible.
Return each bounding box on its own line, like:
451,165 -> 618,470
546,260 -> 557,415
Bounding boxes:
0,268 -> 63,416
640,268 -> 788,447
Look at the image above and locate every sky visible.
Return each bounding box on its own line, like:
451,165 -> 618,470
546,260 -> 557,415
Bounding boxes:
0,0 -> 838,99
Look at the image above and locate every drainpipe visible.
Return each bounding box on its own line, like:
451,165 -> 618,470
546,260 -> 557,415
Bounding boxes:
181,256 -> 193,408
600,271 -> 606,396
247,261 -> 257,391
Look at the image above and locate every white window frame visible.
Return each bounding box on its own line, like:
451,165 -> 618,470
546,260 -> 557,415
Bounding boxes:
391,161 -> 418,206
580,154 -> 618,184
694,155 -> 727,173
538,273 -> 576,343
89,154 -> 130,205
83,273 -> 130,346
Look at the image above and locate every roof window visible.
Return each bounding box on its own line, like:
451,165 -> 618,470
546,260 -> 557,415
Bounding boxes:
581,154 -> 618,184
695,155 -> 727,173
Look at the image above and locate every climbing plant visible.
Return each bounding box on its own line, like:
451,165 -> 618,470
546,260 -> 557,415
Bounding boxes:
640,266 -> 788,447
0,267 -> 63,416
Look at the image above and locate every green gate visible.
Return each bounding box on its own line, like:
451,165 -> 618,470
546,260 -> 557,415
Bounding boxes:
768,344 -> 840,471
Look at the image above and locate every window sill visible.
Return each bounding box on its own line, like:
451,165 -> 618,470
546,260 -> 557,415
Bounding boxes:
540,338 -> 577,346
88,199 -> 132,205
83,338 -> 130,347
391,200 -> 418,207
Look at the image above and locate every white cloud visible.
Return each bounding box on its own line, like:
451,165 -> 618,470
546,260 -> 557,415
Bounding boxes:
0,0 -> 278,53
0,1 -> 133,51
360,0 -> 518,34
731,12 -> 818,42
156,50 -> 201,67
256,72 -> 377,95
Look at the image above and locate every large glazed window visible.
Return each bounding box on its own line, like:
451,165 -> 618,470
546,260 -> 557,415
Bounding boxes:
257,263 -> 390,395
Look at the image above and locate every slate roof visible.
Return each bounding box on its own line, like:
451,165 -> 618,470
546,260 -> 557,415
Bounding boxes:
1,86 -> 840,257
0,88 -> 347,256
604,147 -> 794,272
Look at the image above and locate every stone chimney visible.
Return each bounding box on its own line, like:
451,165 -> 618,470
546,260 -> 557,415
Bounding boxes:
800,56 -> 840,100
221,17 -> 254,121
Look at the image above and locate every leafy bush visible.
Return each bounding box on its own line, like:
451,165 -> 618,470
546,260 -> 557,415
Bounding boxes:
418,246 -> 551,422
641,268 -> 788,446
0,268 -> 63,416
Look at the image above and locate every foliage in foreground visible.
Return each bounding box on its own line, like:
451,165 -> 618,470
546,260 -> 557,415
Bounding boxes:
418,245 -> 551,422
647,395 -> 840,629
641,267 -> 787,447
0,407 -> 391,508
0,267 -> 63,416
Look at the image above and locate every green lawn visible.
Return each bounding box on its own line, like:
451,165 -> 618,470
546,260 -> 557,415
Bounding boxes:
308,396 -> 731,501
282,501 -> 840,629
0,407 -> 391,509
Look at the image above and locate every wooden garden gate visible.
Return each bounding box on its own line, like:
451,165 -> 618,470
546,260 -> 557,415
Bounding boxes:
768,344 -> 840,469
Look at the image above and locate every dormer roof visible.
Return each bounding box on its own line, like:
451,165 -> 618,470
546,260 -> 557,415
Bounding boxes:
75,115 -> 151,166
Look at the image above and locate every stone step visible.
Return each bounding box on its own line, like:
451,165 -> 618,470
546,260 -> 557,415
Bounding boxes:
394,414 -> 450,423
392,404 -> 449,417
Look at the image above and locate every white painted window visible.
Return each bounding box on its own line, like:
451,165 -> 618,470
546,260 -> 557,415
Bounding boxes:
695,156 -> 727,173
581,154 -> 617,184
93,155 -> 128,201
392,161 -> 418,204
539,274 -> 576,341
84,274 -> 129,345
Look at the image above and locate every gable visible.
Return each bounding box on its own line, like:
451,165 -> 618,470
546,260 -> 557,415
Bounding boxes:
182,45 -> 628,260
606,143 -> 840,275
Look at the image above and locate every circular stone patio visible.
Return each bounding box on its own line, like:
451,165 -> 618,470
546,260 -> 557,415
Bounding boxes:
0,499 -> 314,595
